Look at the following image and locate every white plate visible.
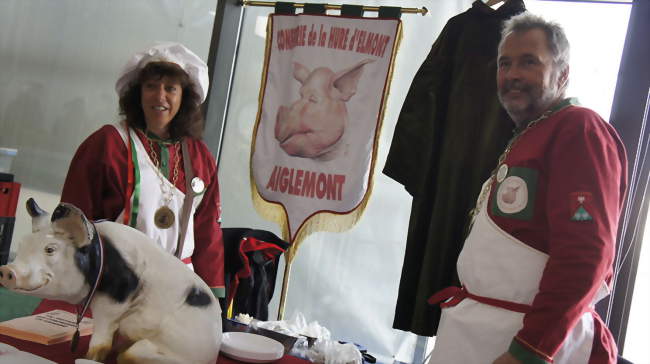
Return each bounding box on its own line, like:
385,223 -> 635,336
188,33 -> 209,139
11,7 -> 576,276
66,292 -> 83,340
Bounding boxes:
0,351 -> 56,364
220,332 -> 284,363
0,343 -> 18,354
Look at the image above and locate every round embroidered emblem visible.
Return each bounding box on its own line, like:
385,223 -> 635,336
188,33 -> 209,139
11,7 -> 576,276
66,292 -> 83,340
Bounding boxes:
496,164 -> 508,183
496,175 -> 528,214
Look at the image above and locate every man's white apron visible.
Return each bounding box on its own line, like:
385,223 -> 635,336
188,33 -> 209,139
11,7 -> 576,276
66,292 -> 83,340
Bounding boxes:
428,182 -> 608,364
114,123 -> 204,268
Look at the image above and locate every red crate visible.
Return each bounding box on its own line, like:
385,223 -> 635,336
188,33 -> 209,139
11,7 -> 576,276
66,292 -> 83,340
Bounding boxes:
0,177 -> 20,265
0,181 -> 20,218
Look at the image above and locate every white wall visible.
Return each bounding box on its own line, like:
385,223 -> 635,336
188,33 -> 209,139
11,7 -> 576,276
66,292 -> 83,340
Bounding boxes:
0,0 -> 217,253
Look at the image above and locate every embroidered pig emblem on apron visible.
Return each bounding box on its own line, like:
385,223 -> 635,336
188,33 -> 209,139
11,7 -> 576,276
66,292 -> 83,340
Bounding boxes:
496,176 -> 528,214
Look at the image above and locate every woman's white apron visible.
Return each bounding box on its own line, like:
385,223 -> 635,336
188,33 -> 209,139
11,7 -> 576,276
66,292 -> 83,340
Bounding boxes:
114,122 -> 203,269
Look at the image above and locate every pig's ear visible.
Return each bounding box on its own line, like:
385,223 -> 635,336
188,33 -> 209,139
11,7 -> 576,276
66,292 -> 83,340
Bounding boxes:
26,198 -> 50,233
293,62 -> 310,84
332,59 -> 374,101
50,203 -> 94,248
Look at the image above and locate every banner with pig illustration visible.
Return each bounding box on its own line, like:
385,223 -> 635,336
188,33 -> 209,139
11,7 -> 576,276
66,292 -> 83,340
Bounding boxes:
251,13 -> 401,253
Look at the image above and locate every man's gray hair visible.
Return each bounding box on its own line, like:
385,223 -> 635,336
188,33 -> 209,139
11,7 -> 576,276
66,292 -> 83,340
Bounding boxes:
499,12 -> 570,73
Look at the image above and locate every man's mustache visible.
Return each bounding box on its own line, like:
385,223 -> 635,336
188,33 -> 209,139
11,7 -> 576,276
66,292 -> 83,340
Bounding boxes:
500,80 -> 531,94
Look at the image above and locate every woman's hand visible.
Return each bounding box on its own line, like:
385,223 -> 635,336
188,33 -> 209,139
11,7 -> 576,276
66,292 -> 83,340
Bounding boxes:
492,352 -> 522,364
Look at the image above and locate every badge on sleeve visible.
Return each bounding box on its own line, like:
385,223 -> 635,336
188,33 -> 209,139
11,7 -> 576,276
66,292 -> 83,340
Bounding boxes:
491,166 -> 538,220
191,177 -> 205,195
570,192 -> 594,221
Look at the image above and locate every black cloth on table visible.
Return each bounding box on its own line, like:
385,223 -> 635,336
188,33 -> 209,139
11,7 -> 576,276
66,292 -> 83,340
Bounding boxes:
222,228 -> 289,321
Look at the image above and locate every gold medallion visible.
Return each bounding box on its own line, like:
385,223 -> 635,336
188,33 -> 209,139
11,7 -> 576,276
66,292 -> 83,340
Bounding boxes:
154,206 -> 175,229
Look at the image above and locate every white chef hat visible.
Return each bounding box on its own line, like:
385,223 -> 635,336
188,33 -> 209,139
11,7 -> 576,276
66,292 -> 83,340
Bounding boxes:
114,42 -> 209,103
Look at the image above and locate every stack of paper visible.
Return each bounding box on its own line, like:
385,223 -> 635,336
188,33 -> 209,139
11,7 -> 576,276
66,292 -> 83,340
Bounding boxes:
0,310 -> 93,345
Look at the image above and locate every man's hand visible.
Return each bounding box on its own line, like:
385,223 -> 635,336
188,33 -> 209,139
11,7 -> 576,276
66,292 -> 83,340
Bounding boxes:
493,352 -> 522,364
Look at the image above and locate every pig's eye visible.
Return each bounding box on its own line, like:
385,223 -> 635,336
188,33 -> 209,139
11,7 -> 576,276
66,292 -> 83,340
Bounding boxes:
44,245 -> 57,255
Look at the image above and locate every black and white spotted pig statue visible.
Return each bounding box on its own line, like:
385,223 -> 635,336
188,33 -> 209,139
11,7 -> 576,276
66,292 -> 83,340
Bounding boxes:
0,199 -> 222,364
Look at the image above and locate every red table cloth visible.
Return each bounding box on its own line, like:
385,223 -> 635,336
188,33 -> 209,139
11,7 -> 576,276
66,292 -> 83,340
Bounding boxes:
0,300 -> 309,364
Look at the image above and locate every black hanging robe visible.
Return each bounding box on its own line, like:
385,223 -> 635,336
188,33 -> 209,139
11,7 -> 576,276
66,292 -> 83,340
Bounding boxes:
384,0 -> 527,336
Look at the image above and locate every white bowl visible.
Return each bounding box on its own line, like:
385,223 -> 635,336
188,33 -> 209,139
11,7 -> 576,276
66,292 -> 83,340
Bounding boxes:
220,332 -> 284,363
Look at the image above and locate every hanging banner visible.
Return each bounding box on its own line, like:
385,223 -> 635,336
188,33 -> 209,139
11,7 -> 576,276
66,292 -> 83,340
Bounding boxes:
251,13 -> 401,249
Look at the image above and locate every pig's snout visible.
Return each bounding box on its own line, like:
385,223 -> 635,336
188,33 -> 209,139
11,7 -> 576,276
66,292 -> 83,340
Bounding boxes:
0,265 -> 17,289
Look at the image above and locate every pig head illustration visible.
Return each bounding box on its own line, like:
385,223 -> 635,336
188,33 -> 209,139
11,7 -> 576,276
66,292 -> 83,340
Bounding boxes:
501,186 -> 520,204
275,59 -> 373,160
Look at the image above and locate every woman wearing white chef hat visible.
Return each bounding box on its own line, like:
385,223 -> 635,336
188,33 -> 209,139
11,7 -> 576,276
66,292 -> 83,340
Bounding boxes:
61,42 -> 224,299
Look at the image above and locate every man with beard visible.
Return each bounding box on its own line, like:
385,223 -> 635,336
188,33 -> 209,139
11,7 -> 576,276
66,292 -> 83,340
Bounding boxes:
426,13 -> 627,364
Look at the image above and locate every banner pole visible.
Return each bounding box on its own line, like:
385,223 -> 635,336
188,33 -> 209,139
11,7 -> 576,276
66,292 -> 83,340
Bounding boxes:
277,241 -> 298,320
241,0 -> 428,15
277,254 -> 292,320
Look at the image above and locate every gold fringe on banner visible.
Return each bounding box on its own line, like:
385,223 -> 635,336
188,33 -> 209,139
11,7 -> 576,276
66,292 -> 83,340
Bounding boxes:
249,14 -> 403,318
250,16 -> 403,259
249,15 -> 288,237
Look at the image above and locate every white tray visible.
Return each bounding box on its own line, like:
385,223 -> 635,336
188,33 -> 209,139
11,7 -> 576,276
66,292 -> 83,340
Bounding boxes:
220,332 -> 284,363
